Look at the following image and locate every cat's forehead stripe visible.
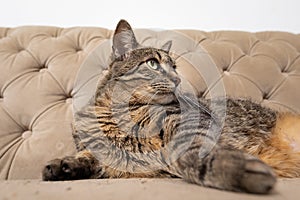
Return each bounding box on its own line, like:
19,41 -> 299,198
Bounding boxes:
156,52 -> 162,60
132,48 -> 174,64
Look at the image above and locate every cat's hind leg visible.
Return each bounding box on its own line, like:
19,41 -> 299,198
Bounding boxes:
259,113 -> 300,177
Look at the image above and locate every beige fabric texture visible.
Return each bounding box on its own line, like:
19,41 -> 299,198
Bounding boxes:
1,178 -> 300,200
0,26 -> 300,199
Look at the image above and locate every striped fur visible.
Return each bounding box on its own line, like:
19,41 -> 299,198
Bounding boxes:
43,20 -> 300,194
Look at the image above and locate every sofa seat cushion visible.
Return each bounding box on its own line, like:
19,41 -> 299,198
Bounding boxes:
1,178 -> 300,200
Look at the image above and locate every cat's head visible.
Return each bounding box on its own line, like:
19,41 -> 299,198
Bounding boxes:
109,20 -> 181,105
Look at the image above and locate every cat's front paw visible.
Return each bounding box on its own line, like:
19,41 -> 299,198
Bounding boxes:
42,156 -> 93,181
240,156 -> 277,194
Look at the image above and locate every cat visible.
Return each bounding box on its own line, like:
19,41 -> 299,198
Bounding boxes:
42,20 -> 300,194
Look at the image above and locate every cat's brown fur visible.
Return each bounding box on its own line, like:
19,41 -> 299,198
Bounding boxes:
259,113 -> 300,177
42,20 -> 300,194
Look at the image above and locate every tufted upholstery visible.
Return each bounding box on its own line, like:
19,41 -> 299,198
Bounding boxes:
0,26 -> 300,180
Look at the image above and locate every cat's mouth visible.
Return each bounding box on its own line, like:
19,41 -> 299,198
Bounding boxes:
131,89 -> 178,105
149,91 -> 178,105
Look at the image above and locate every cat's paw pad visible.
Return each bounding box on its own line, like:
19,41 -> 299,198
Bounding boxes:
240,158 -> 277,194
42,156 -> 92,181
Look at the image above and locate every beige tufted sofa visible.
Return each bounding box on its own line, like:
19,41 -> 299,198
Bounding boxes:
0,26 -> 300,200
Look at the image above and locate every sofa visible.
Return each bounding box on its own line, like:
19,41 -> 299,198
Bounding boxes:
0,25 -> 300,199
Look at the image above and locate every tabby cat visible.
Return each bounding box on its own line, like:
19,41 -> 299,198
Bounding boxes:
42,20 -> 300,194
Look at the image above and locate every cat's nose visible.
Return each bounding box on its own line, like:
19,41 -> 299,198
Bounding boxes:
172,77 -> 181,86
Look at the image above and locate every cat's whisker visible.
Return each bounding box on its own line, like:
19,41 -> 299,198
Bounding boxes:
175,90 -> 217,122
146,91 -> 160,106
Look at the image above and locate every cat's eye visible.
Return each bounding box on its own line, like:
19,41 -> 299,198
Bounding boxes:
146,59 -> 160,70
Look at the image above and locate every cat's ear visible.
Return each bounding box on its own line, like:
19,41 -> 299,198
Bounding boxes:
112,19 -> 138,59
161,40 -> 172,53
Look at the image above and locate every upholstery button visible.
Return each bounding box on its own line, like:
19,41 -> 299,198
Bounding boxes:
262,93 -> 269,100
39,68 -> 47,73
198,91 -> 205,97
223,71 -> 230,75
22,131 -> 32,139
75,47 -> 82,52
66,98 -> 72,104
281,68 -> 289,74
17,46 -> 25,53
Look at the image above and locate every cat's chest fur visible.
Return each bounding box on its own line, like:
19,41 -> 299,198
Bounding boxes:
95,90 -> 180,153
